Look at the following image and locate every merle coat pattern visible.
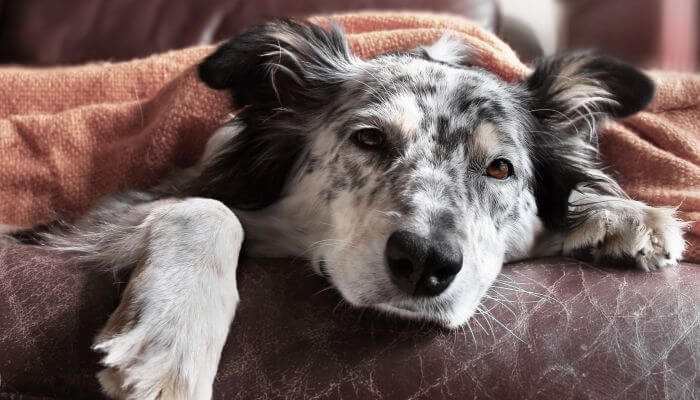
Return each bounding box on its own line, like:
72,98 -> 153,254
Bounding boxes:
26,20 -> 686,399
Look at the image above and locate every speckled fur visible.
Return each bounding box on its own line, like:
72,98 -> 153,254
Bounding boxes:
27,19 -> 687,399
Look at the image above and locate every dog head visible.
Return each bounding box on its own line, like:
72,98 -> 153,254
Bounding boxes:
193,19 -> 653,327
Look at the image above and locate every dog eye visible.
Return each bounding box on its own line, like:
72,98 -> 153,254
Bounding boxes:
486,159 -> 512,180
351,128 -> 385,149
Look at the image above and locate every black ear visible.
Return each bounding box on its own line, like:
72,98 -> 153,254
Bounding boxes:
198,18 -> 354,108
189,20 -> 356,210
525,52 -> 655,127
522,53 -> 652,232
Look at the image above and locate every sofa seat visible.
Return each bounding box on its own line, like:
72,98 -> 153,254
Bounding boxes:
1,245 -> 697,399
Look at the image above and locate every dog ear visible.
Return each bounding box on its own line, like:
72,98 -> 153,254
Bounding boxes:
190,20 -> 355,210
524,52 -> 654,127
198,18 -> 354,108
523,53 -> 653,231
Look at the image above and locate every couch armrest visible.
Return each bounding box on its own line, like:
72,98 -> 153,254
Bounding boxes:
1,244 -> 698,399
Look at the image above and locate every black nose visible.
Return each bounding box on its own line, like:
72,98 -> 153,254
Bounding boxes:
385,230 -> 463,296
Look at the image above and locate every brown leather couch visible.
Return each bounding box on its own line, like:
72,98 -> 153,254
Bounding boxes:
0,1 -> 698,399
0,0 -> 499,65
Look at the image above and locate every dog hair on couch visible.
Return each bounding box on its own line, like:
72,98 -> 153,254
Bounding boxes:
26,19 -> 686,399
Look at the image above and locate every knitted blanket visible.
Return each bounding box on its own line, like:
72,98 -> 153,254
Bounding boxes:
0,12 -> 697,261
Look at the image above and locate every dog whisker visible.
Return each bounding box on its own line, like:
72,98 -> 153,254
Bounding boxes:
477,305 -> 526,344
465,320 -> 478,349
313,285 -> 337,296
469,311 -> 490,337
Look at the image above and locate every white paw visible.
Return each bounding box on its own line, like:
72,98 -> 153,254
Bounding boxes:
564,205 -> 687,271
90,198 -> 242,399
93,321 -> 218,400
637,207 -> 687,270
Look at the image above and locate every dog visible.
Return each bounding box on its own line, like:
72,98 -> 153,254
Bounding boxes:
25,19 -> 686,399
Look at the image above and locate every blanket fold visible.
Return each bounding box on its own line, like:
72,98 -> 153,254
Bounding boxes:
0,12 -> 697,261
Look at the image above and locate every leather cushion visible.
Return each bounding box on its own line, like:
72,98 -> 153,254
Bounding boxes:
1,244 -> 697,399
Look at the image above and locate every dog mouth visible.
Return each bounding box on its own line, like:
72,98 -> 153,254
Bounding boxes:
374,302 -> 459,328
379,302 -> 418,313
391,303 -> 417,312
376,302 -> 421,318
315,258 -> 472,328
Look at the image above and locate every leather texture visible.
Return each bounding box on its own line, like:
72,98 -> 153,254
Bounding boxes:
0,0 -> 497,66
0,1 -> 696,399
1,245 -> 698,399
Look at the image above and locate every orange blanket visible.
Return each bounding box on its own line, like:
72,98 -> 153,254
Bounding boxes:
0,12 -> 698,261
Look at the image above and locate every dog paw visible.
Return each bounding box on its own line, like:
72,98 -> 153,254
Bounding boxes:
635,207 -> 687,270
92,299 -> 218,400
93,327 -> 216,400
563,205 -> 687,271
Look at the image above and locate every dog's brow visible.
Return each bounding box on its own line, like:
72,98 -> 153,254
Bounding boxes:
469,122 -> 501,155
387,93 -> 423,137
357,92 -> 424,139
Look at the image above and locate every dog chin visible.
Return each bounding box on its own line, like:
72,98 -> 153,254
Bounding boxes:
374,302 -> 473,329
322,261 -> 480,329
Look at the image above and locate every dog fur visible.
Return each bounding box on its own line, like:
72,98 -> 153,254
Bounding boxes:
21,19 -> 686,399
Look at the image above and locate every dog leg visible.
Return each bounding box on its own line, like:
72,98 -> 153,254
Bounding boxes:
561,190 -> 687,270
93,198 -> 243,399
